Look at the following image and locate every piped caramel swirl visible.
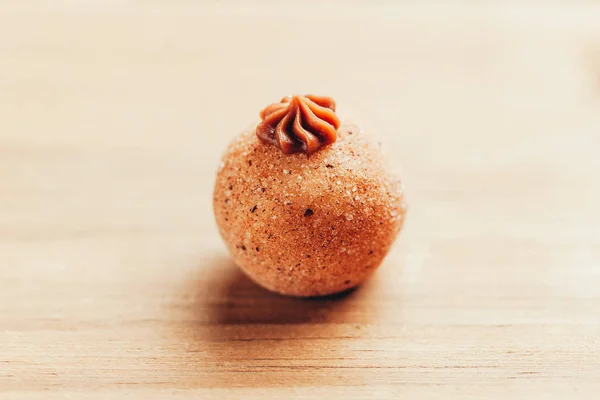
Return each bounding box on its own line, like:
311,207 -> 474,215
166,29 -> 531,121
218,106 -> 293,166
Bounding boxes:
256,95 -> 340,155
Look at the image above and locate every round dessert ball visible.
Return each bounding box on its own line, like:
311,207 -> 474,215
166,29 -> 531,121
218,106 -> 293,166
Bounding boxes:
213,120 -> 406,297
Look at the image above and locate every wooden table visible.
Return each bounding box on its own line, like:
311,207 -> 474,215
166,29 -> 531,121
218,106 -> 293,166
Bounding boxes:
2,2 -> 600,398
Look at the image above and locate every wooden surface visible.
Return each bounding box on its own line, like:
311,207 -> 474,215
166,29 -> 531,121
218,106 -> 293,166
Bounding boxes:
2,1 -> 600,398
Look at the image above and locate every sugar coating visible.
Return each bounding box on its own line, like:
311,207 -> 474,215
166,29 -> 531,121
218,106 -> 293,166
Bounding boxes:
213,121 -> 407,297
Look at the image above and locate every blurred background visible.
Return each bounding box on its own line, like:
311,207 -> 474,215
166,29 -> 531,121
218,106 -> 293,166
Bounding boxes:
1,1 -> 600,397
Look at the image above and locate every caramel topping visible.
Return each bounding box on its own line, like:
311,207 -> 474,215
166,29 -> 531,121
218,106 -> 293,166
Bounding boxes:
256,95 -> 341,155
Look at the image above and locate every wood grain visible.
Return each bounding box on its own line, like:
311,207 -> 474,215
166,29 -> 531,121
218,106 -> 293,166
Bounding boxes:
1,1 -> 600,398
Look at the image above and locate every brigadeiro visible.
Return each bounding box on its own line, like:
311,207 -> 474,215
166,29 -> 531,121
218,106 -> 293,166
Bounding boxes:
213,95 -> 406,297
